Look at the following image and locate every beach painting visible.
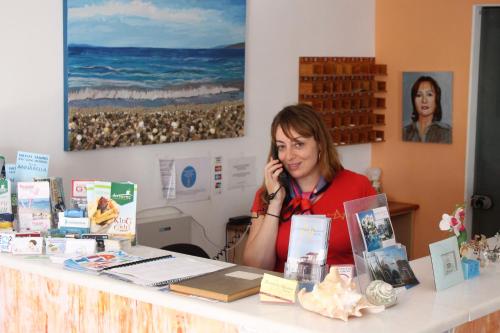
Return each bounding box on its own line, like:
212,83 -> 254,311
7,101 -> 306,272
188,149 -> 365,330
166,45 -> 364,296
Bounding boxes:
64,0 -> 246,151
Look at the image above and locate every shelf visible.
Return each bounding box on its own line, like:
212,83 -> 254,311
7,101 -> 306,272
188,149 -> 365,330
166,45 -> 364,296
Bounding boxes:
299,56 -> 387,146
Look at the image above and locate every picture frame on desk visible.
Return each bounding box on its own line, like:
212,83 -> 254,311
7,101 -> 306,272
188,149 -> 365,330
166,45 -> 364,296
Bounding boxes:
429,236 -> 464,291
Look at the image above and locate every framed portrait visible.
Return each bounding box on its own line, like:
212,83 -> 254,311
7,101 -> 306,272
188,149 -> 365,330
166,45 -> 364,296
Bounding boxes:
63,0 -> 246,151
402,72 -> 453,144
428,236 -> 464,291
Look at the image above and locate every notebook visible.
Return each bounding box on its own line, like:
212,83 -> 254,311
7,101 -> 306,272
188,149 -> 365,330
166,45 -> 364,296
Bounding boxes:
101,255 -> 226,287
169,265 -> 281,302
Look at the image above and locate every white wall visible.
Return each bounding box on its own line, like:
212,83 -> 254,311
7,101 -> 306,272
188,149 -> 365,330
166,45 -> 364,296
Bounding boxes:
0,0 -> 375,256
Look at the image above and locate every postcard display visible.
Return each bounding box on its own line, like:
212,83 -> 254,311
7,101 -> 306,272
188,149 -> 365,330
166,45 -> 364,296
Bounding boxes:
344,193 -> 413,292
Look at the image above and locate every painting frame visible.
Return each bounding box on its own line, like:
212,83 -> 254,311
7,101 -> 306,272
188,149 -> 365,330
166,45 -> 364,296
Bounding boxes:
429,236 -> 464,291
63,0 -> 246,151
402,71 -> 453,144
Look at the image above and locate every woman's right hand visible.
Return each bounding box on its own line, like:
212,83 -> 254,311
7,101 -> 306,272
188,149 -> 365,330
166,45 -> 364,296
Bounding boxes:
264,157 -> 286,203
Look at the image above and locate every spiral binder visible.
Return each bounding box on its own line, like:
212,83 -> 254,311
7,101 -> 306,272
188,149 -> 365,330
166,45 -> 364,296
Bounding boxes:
101,254 -> 225,287
101,254 -> 172,271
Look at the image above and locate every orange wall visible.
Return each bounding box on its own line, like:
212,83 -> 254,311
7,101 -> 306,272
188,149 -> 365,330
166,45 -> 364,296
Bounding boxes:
374,0 -> 498,258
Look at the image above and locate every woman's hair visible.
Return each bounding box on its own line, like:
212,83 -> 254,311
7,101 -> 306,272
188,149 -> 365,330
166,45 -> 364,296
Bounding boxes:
259,104 -> 343,205
410,76 -> 442,122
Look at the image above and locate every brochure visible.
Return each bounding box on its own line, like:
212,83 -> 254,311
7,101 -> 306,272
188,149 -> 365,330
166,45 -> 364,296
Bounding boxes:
356,206 -> 395,252
0,231 -> 15,252
70,179 -> 94,213
0,179 -> 12,214
285,214 -> 331,282
17,181 -> 52,232
63,251 -> 143,273
364,244 -> 419,289
12,235 -> 44,255
87,181 -> 137,241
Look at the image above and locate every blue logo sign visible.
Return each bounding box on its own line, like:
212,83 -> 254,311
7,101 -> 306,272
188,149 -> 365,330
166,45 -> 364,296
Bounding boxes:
181,166 -> 197,188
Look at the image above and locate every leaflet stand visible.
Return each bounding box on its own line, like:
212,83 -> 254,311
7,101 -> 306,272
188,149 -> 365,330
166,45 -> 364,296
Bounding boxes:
343,193 -> 388,292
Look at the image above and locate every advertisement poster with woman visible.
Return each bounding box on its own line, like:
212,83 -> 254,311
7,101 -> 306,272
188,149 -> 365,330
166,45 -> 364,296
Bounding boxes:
402,72 -> 453,144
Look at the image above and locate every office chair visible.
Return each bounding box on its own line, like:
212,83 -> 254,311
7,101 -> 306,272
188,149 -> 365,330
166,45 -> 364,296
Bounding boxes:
162,243 -> 210,259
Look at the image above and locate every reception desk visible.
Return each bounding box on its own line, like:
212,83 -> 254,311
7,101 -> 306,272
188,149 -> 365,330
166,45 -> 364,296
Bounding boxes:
0,246 -> 498,333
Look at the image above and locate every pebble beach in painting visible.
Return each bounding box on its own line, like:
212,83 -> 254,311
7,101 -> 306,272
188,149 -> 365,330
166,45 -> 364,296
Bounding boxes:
68,101 -> 244,150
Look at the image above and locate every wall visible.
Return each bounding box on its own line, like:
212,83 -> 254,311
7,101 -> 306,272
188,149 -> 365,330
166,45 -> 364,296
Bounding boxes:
0,0 -> 375,256
373,0 -> 498,258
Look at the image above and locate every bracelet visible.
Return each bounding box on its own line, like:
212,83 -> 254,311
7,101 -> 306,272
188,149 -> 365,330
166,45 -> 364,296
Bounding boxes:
266,212 -> 280,219
266,185 -> 282,201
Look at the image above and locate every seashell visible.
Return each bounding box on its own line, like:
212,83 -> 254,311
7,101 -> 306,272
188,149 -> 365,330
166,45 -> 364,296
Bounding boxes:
297,267 -> 384,322
365,280 -> 397,307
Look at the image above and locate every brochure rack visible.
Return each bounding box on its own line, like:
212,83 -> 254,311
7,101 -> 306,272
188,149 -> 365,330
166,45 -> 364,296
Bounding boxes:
344,193 -> 389,292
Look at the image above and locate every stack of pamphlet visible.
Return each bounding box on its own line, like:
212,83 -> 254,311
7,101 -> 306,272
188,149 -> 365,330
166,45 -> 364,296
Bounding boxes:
284,215 -> 331,287
356,206 -> 419,288
63,251 -> 143,273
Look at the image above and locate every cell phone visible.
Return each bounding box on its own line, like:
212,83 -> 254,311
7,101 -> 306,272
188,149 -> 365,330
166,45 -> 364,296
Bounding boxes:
271,145 -> 290,186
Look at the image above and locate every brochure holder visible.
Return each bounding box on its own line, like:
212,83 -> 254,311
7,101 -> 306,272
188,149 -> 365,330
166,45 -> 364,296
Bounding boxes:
284,262 -> 329,291
344,193 -> 388,292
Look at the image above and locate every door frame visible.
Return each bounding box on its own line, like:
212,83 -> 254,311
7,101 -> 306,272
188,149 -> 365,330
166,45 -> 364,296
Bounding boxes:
464,5 -> 499,235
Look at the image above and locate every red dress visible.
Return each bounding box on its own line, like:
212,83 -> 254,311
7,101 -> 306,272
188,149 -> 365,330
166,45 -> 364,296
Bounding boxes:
251,169 -> 376,272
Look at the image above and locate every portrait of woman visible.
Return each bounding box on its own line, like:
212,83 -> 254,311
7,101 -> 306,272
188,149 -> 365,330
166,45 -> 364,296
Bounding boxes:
402,72 -> 453,144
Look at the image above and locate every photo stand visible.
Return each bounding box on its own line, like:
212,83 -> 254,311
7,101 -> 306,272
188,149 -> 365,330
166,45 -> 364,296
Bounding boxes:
344,193 -> 391,292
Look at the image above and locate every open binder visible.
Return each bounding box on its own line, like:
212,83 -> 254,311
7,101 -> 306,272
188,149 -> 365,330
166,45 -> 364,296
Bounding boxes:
102,255 -> 225,287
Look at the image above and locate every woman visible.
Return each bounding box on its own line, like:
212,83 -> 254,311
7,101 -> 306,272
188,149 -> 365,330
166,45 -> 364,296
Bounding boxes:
243,104 -> 376,272
403,76 -> 451,143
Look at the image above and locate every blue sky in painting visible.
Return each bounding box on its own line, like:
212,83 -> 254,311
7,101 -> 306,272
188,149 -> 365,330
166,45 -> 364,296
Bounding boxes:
68,0 -> 246,48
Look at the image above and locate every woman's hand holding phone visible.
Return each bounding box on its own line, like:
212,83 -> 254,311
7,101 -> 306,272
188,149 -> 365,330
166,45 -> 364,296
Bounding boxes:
264,157 -> 286,203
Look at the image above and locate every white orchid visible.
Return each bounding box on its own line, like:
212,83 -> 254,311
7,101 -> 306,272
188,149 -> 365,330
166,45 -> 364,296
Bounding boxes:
439,205 -> 467,247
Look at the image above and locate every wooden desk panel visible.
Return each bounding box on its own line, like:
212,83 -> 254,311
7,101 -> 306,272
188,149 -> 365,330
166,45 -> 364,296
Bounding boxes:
0,266 -> 238,333
388,201 -> 419,260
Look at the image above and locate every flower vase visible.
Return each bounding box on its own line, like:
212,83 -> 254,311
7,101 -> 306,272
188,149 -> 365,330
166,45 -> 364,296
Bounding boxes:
457,230 -> 467,249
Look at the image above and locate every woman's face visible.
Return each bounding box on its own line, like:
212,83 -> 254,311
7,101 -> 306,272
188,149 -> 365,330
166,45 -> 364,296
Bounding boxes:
275,125 -> 321,183
414,81 -> 436,118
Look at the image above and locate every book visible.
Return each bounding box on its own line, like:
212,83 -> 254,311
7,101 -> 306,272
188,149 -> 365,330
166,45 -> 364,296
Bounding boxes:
356,206 -> 396,252
170,265 -> 280,302
17,181 -> 52,232
285,214 -> 331,281
364,244 -> 419,289
14,151 -> 49,182
102,255 -> 224,287
63,251 -> 144,273
87,181 -> 137,242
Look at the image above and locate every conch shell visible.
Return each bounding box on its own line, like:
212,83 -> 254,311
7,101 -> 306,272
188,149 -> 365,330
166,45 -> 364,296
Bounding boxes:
365,280 -> 397,307
297,267 -> 384,321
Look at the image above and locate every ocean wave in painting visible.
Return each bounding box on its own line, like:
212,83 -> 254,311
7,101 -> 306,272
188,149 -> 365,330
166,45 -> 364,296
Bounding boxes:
68,85 -> 240,102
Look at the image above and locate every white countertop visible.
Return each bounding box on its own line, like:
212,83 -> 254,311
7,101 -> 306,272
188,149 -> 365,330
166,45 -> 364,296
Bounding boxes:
1,246 -> 498,333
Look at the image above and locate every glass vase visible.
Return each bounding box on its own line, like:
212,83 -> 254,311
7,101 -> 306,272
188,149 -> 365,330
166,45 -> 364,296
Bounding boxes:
457,230 -> 467,248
